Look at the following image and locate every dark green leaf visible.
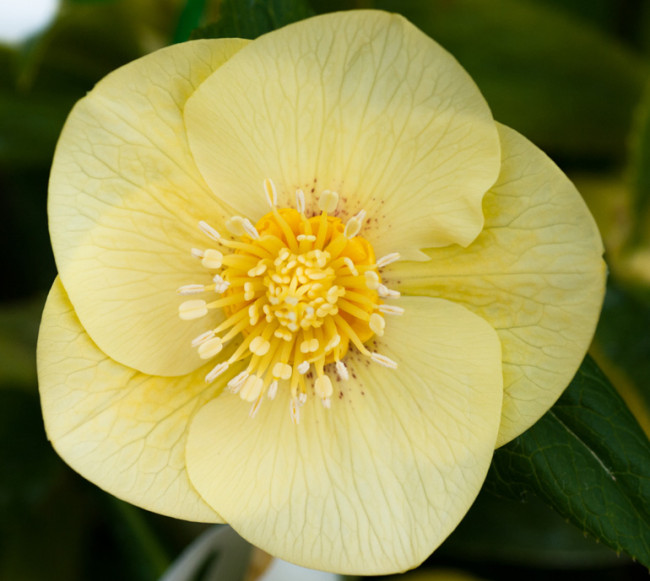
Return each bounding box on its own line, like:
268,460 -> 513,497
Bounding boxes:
174,0 -> 209,43
373,0 -> 648,162
191,0 -> 314,40
485,356 -> 650,567
627,80 -> 650,245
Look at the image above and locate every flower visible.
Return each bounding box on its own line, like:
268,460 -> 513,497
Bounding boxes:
37,10 -> 605,575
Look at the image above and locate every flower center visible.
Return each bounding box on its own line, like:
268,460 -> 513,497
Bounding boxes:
178,180 -> 403,422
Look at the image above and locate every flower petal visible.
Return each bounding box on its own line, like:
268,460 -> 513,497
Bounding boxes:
49,39 -> 249,376
37,278 -> 224,522
184,10 -> 500,260
185,296 -> 503,574
389,123 -> 606,446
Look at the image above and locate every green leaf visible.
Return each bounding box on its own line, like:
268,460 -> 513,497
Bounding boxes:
373,0 -> 648,162
485,356 -> 650,567
191,0 -> 314,40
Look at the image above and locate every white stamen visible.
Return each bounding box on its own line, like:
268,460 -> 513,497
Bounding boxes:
297,234 -> 316,242
177,284 -> 205,295
267,380 -> 278,400
179,300 -> 208,320
226,216 -> 260,240
318,190 -> 339,213
201,249 -> 223,269
369,313 -> 385,336
240,375 -> 263,402
322,398 -> 331,409
324,334 -> 341,352
364,271 -> 380,290
191,248 -> 204,259
264,178 -> 277,207
198,220 -> 221,241
198,337 -> 223,359
377,252 -> 401,268
205,361 -> 229,383
344,209 -> 366,238
192,329 -> 216,347
377,284 -> 401,299
213,274 -> 230,293
343,257 -> 358,276
228,371 -> 249,393
250,336 -> 270,356
315,375 -> 333,398
298,392 -> 307,405
370,352 -> 398,369
378,304 -> 405,315
295,189 -> 305,214
336,360 -> 349,380
248,262 -> 267,277
297,361 -> 310,375
272,362 -> 292,380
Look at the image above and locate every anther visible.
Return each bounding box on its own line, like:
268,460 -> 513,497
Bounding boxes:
370,352 -> 398,369
297,234 -> 316,242
213,274 -> 230,293
198,337 -> 223,359
201,249 -> 223,269
179,300 -> 208,320
272,362 -> 292,380
343,257 -> 358,276
315,375 -> 333,399
364,271 -> 380,290
297,361 -> 310,375
318,190 -> 339,213
226,216 -> 260,240
376,252 -> 401,268
369,313 -> 386,336
240,375 -> 263,402
177,284 -> 205,295
192,330 -> 216,347
295,189 -> 305,215
264,178 -> 278,207
377,285 -> 401,299
191,248 -> 204,259
336,360 -> 349,380
228,371 -> 249,393
267,380 -> 278,400
205,361 -> 229,383
198,220 -> 221,241
250,336 -> 270,356
378,304 -> 405,315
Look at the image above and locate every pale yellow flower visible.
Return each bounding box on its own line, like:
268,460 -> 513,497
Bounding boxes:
37,10 -> 605,575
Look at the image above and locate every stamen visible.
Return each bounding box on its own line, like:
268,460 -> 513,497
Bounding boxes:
364,271 -> 380,290
336,360 -> 349,380
369,313 -> 385,336
264,178 -> 278,207
377,284 -> 401,299
191,248 -> 204,259
297,361 -> 310,374
315,375 -> 333,399
344,209 -> 366,239
192,329 -> 216,347
213,274 -> 230,293
267,380 -> 278,400
370,352 -> 398,369
198,220 -> 221,241
197,337 -> 223,359
228,371 -> 249,393
179,300 -> 208,320
226,216 -> 260,240
240,375 -> 263,402
378,304 -> 405,315
342,257 -> 358,276
295,189 -> 306,215
205,361 -> 229,383
318,190 -> 339,213
250,336 -> 271,356
201,249 -> 223,269
177,284 -> 206,295
376,252 -> 401,268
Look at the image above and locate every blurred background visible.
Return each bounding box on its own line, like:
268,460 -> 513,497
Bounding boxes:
1,0 -> 649,579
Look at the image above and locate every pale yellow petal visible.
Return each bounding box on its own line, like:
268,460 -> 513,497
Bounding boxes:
389,124 -> 606,446
185,297 -> 502,574
49,38 -> 249,376
184,10 -> 500,261
37,278 -> 224,522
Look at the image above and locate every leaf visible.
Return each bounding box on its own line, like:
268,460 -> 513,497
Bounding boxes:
627,80 -> 650,247
191,0 -> 314,40
484,356 -> 650,567
373,0 -> 648,161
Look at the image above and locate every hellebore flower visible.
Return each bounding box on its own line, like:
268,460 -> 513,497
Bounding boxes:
37,10 -> 606,575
